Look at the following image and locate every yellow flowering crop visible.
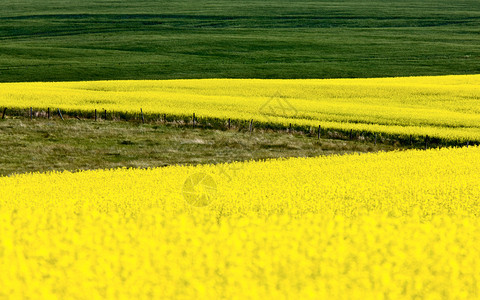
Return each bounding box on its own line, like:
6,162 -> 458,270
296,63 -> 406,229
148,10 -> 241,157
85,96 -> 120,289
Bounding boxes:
1,146 -> 479,298
1,75 -> 480,141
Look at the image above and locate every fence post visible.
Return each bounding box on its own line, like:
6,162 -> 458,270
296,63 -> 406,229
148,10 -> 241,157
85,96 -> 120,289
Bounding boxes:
95,109 -> 97,121
30,107 -> 33,120
163,114 -> 166,124
289,123 -> 292,134
47,108 -> 50,119
104,109 -> 107,120
1,108 -> 6,119
374,133 -> 377,146
425,135 -> 429,150
193,113 -> 196,129
141,108 -> 145,124
228,118 -> 231,129
57,108 -> 64,121
318,125 -> 321,139
249,119 -> 253,133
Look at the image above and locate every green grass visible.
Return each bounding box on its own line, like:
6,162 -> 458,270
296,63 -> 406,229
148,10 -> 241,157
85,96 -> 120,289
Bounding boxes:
0,118 -> 405,176
1,0 -> 479,82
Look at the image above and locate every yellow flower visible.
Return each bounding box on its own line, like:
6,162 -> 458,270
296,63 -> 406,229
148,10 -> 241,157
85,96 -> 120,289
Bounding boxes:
0,146 -> 479,298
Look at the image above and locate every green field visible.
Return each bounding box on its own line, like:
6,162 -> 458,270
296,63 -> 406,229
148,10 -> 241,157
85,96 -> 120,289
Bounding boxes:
1,0 -> 479,82
0,118 -> 401,176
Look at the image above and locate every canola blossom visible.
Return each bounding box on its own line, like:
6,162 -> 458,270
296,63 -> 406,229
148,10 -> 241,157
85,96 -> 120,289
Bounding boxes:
1,75 -> 480,141
1,146 -> 480,298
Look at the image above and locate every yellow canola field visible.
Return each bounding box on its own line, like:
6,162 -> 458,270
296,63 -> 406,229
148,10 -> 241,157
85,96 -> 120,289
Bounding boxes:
1,146 -> 480,299
1,75 -> 480,141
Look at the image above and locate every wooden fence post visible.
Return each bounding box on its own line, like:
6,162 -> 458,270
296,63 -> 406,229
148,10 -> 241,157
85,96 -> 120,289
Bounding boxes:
289,123 -> 292,134
249,119 -> 253,133
95,109 -> 97,121
57,108 -> 64,121
318,125 -> 321,139
425,135 -> 429,150
1,108 -> 6,119
193,113 -> 196,129
228,118 -> 231,129
141,108 -> 145,124
30,107 -> 33,120
104,109 -> 107,120
47,108 -> 50,119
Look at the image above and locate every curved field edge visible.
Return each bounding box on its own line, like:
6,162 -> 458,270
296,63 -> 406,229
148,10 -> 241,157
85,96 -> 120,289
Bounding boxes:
1,75 -> 480,142
2,146 -> 480,217
1,147 -> 480,298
